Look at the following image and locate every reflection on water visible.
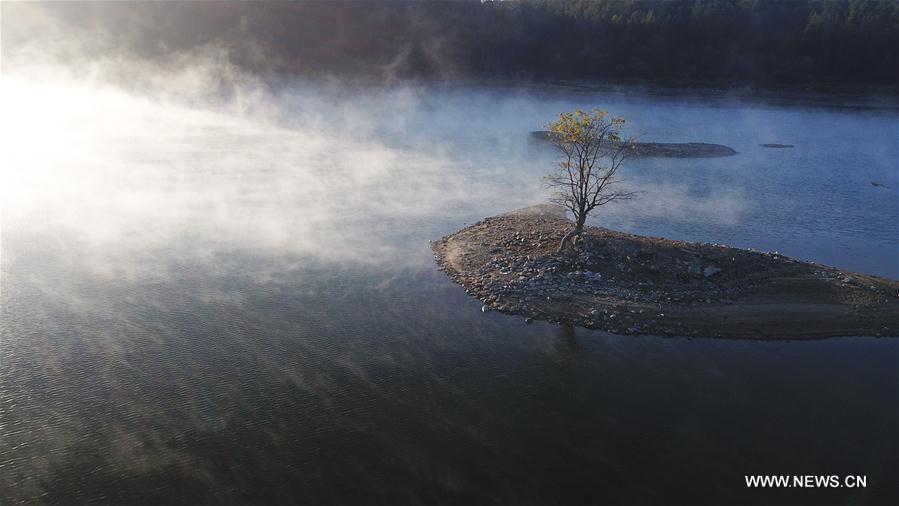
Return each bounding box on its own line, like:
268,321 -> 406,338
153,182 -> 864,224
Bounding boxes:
1,80 -> 897,504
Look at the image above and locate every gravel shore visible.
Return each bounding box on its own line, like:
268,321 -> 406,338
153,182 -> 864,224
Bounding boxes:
432,205 -> 899,338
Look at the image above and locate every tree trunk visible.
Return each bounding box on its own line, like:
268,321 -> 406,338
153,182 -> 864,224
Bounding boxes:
558,212 -> 587,253
557,226 -> 581,253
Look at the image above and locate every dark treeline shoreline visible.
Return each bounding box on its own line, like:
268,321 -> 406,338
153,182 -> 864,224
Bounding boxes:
4,1 -> 898,90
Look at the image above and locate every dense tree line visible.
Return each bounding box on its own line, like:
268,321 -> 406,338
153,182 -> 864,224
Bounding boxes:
7,0 -> 898,87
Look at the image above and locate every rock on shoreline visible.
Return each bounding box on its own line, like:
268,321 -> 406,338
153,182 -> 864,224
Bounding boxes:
432,205 -> 899,338
529,131 -> 738,158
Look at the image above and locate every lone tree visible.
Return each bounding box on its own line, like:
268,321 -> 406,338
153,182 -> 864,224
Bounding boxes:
545,108 -> 636,252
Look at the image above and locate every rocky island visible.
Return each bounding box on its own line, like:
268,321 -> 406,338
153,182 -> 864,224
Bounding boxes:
530,131 -> 738,158
433,204 -> 899,338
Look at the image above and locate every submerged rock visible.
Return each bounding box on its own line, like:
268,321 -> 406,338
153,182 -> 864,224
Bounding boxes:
530,131 -> 737,158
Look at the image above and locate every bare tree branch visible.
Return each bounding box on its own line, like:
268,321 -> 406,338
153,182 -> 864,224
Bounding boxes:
544,109 -> 636,252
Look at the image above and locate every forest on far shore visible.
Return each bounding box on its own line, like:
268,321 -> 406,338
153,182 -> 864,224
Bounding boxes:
5,0 -> 898,88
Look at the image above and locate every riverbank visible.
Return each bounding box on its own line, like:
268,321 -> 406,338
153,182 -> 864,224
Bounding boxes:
432,205 -> 899,338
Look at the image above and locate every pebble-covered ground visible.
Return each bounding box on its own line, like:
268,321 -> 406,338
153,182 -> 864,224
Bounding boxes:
432,205 -> 899,338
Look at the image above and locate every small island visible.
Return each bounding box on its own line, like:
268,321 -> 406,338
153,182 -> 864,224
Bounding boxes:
433,204 -> 899,338
530,130 -> 738,158
447,108 -> 899,339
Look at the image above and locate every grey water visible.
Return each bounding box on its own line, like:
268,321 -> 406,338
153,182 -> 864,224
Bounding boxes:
1,81 -> 897,504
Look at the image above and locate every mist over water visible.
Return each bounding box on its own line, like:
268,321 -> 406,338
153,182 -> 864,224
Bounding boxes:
4,70 -> 896,273
2,55 -> 898,503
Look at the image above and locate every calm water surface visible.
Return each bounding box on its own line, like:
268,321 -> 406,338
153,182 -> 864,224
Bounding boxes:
1,81 -> 897,504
